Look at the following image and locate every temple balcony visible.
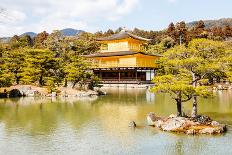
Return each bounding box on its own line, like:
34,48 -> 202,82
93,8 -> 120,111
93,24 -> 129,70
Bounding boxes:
91,61 -> 158,68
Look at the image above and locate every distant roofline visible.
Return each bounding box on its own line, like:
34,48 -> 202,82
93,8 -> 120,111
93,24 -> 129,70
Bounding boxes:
96,30 -> 152,42
85,51 -> 162,58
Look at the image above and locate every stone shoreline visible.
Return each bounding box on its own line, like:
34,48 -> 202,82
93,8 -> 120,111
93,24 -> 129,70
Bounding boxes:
0,85 -> 105,98
147,112 -> 227,135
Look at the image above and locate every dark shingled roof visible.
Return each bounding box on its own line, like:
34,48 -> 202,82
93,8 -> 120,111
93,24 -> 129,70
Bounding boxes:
85,51 -> 162,58
97,30 -> 152,42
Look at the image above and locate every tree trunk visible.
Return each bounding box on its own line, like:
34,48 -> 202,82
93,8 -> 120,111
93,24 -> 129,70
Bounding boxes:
177,100 -> 182,117
192,95 -> 197,117
72,81 -> 77,89
39,75 -> 43,86
176,92 -> 182,117
191,73 -> 198,117
64,78 -> 67,87
16,76 -> 20,85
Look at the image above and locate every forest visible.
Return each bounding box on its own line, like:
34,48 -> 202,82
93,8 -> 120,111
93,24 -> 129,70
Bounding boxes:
0,20 -> 231,94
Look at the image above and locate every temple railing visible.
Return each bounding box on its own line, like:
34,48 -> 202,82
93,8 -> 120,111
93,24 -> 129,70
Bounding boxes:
91,62 -> 157,68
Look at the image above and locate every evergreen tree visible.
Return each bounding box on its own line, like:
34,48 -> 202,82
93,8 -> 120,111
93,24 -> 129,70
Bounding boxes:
0,48 -> 13,87
64,55 -> 91,88
223,25 -> 232,39
160,39 -> 226,117
18,35 -> 33,47
104,29 -> 114,36
191,20 -> 208,38
4,50 -> 25,84
152,74 -> 195,116
9,35 -> 20,49
34,31 -> 49,48
22,49 -> 58,86
175,21 -> 188,45
166,22 -> 176,40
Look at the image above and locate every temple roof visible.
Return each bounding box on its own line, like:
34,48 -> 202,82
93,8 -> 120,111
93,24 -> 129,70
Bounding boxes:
85,51 -> 162,58
97,30 -> 152,42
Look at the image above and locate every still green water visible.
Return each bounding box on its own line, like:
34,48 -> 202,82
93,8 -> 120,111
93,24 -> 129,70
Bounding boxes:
0,89 -> 232,155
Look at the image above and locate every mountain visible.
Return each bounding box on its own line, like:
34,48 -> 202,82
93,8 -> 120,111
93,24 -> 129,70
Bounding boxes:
188,18 -> 232,29
20,32 -> 37,38
0,37 -> 11,43
60,28 -> 84,36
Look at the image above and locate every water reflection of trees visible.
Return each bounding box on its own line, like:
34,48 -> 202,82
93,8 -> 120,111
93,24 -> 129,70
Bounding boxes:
0,97 -> 98,135
165,134 -> 207,155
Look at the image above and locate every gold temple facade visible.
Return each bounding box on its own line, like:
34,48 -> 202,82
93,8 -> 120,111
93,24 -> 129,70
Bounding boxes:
86,30 -> 161,84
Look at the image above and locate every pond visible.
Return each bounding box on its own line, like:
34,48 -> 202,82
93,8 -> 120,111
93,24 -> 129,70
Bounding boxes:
0,89 -> 232,155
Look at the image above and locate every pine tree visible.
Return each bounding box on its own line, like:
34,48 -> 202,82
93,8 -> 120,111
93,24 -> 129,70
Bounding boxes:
34,31 -> 49,48
175,21 -> 188,45
166,22 -> 176,40
4,50 -> 25,84
160,39 -> 226,117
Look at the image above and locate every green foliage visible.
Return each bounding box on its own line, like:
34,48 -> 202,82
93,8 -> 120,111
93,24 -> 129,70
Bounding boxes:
152,74 -> 195,102
71,32 -> 100,55
146,37 -> 175,54
3,50 -> 25,84
163,39 -> 226,79
0,48 -> 13,87
64,54 -> 91,88
223,41 -> 232,81
88,76 -> 102,90
21,49 -> 58,86
45,30 -> 65,56
9,35 -> 33,49
152,38 -> 226,116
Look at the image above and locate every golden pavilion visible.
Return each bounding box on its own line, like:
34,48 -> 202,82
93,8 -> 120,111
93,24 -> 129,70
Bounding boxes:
86,30 -> 161,84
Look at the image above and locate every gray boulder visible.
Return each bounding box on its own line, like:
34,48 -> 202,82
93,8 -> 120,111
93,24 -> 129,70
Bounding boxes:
147,112 -> 162,126
161,117 -> 186,131
9,89 -> 22,98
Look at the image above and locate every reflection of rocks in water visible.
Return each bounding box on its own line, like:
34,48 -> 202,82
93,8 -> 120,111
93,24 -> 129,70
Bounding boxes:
59,96 -> 98,104
0,96 -> 98,105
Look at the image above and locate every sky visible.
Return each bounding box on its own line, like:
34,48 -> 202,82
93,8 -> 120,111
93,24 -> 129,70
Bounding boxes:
0,0 -> 231,37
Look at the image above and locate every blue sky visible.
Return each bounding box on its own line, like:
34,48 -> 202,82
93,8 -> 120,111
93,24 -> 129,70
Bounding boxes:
0,0 -> 231,37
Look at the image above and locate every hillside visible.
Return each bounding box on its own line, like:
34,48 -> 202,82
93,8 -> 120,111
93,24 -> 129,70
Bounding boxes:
188,18 -> 232,29
20,32 -> 37,38
60,28 -> 84,36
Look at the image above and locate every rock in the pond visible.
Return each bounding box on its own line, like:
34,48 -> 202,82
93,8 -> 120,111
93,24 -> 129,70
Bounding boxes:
199,127 -> 218,134
168,114 -> 177,118
211,121 -> 220,126
128,121 -> 136,128
9,89 -> 22,98
161,117 -> 187,131
154,120 -> 164,128
186,129 -> 196,135
0,89 -> 7,98
147,112 -> 162,126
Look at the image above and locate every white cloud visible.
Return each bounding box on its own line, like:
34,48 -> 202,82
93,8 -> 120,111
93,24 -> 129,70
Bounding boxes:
0,9 -> 26,24
0,0 -> 140,37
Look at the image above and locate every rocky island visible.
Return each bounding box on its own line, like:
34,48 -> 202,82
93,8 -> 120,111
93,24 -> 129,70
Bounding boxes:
147,112 -> 227,135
